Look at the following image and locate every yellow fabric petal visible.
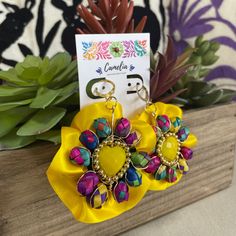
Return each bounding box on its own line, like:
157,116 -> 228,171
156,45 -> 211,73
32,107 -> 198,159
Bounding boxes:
61,127 -> 82,151
131,119 -> 156,153
182,133 -> 198,148
71,101 -> 123,131
143,171 -> 182,191
163,103 -> 183,119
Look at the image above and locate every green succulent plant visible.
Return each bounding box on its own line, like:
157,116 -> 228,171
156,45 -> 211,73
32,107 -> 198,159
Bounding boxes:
173,36 -> 236,107
0,52 -> 79,150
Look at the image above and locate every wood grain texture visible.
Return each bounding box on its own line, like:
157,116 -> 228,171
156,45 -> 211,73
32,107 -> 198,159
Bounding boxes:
0,103 -> 236,236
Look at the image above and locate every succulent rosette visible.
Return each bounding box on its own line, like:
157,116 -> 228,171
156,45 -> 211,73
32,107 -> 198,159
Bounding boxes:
47,101 -> 156,223
138,102 -> 197,191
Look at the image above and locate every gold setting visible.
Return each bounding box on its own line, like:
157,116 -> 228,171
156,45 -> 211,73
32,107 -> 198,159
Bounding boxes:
92,136 -> 131,187
156,132 -> 181,167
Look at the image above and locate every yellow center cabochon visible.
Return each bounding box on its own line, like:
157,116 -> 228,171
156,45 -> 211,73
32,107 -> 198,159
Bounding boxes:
161,136 -> 179,161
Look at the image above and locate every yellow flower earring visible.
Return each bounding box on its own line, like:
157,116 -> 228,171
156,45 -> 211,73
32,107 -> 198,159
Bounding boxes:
46,79 -> 157,223
135,85 -> 197,191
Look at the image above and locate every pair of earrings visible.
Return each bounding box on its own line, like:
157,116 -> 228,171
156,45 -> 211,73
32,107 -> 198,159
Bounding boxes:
46,79 -> 197,223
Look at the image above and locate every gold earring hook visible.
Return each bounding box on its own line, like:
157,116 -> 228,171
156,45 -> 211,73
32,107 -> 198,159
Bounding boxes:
136,84 -> 158,123
93,79 -> 115,100
93,79 -> 118,137
136,84 -> 152,106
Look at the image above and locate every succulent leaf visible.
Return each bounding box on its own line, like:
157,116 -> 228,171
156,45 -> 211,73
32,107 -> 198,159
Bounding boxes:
30,87 -> 62,109
48,60 -> 77,88
36,130 -> 61,144
210,41 -> 220,51
201,52 -> 219,66
17,107 -> 66,136
197,41 -> 210,55
37,64 -> 58,85
175,48 -> 195,67
191,89 -> 223,107
216,89 -> 236,103
0,69 -> 31,86
171,36 -> 231,108
0,52 -> 79,148
150,37 -> 193,102
0,86 -> 36,97
0,99 -> 33,112
188,81 -> 216,97
49,52 -> 72,75
195,35 -> 204,47
0,107 -> 35,138
77,0 -> 147,34
18,67 -> 42,82
20,55 -> 43,68
52,81 -> 79,105
0,92 -> 36,103
0,128 -> 36,151
199,68 -> 210,77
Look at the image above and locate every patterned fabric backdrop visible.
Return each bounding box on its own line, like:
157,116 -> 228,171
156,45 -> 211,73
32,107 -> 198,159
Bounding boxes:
0,0 -> 166,70
1,0 -> 235,91
168,0 -> 236,91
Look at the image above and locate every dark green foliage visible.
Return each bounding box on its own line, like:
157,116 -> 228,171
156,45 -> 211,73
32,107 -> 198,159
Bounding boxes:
173,36 -> 236,108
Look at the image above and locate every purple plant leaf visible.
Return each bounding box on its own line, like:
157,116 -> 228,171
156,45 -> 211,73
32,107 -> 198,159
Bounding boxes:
185,5 -> 212,27
211,0 -> 223,9
212,37 -> 236,51
205,66 -> 236,81
182,0 -> 201,23
181,24 -> 214,38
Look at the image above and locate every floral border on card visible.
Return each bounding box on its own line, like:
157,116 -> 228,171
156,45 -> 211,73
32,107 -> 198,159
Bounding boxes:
82,40 -> 147,60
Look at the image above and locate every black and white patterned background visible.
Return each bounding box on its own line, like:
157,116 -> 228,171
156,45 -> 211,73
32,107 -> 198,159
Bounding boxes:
0,0 -> 166,70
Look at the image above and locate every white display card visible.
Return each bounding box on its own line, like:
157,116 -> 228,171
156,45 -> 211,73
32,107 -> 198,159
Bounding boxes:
75,33 -> 150,117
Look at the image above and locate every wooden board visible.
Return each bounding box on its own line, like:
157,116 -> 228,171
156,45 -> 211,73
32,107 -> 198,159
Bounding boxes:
0,103 -> 236,236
